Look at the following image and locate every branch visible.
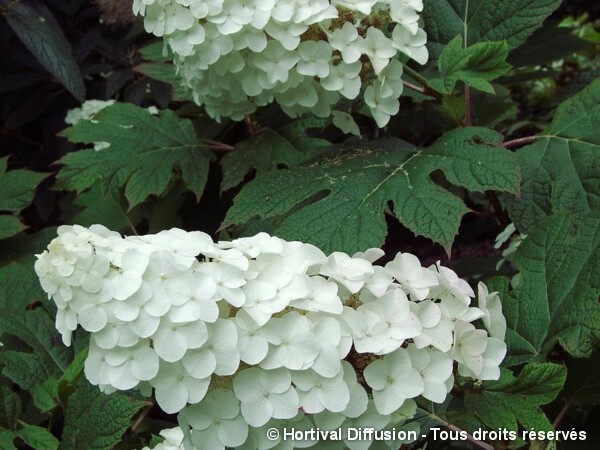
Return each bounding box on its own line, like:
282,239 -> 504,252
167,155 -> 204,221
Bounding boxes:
403,80 -> 426,94
487,191 -> 510,227
502,135 -> 539,149
201,140 -> 235,152
418,407 -> 495,450
131,401 -> 154,431
464,85 -> 472,126
552,402 -> 571,429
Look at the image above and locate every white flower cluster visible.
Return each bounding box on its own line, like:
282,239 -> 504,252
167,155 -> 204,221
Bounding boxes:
132,0 -> 429,127
36,225 -> 506,450
65,99 -> 117,126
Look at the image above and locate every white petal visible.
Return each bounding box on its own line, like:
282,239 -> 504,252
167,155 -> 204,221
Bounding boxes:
78,305 -> 107,332
156,381 -> 188,414
132,347 -> 159,380
154,331 -> 188,362
113,301 -> 140,322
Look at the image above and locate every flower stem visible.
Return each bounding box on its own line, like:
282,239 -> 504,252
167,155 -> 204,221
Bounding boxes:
403,66 -> 443,100
403,65 -> 429,87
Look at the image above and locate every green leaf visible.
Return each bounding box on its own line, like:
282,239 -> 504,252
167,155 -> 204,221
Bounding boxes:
134,42 -> 190,101
0,227 -> 57,267
4,0 -> 85,101
17,425 -> 59,450
32,378 -> 59,412
61,383 -> 144,450
221,129 -> 316,192
0,157 -> 47,240
439,95 -> 467,124
277,117 -> 330,151
0,309 -> 72,391
430,36 -> 511,94
72,185 -> 140,234
332,111 -> 361,136
148,434 -> 164,447
0,158 -> 48,212
134,63 -> 193,102
142,187 -> 185,233
0,216 -> 26,241
59,348 -> 88,387
0,262 -> 45,309
508,79 -> 600,233
57,103 -> 214,207
0,353 -> 46,391
502,212 -> 600,363
56,348 -> 88,404
0,430 -> 17,450
423,0 -> 562,59
464,363 -> 566,434
0,386 -> 21,429
138,41 -> 172,62
224,128 -> 519,253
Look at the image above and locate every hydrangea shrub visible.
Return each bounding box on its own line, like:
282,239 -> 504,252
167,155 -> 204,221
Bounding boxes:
132,0 -> 428,126
3,0 -> 597,448
36,225 -> 507,449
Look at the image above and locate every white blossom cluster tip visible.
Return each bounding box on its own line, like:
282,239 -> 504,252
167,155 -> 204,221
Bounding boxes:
36,225 -> 507,450
141,427 -> 187,450
131,0 -> 429,127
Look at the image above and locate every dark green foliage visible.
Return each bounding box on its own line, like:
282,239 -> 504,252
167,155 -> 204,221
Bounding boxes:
502,213 -> 600,364
0,309 -> 73,389
221,128 -> 323,192
225,128 -> 519,253
1,0 -> 600,448
0,158 -> 47,240
508,80 -> 600,233
3,0 -> 85,101
60,383 -> 144,450
464,363 -> 566,432
430,37 -> 512,94
57,103 -> 214,207
423,0 -> 563,58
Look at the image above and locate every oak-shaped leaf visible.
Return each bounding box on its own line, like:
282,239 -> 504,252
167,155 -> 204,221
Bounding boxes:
57,103 -> 214,207
224,128 -> 519,253
502,212 -> 600,365
464,363 -> 565,435
508,79 -> 600,233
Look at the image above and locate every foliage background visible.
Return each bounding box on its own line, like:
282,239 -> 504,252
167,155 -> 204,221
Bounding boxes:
0,0 -> 600,449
